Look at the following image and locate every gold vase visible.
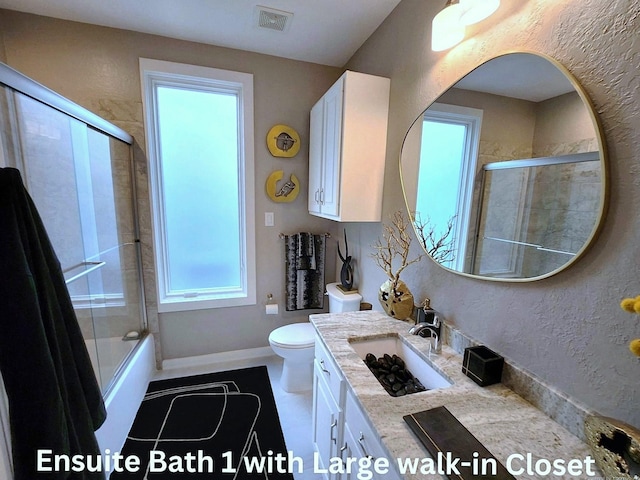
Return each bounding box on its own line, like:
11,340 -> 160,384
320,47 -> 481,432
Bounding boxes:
378,279 -> 414,320
585,415 -> 640,479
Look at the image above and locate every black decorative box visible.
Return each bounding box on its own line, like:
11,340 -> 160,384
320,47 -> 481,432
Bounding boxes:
462,345 -> 504,386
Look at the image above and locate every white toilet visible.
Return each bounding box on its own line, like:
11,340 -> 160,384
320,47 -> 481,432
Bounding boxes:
325,282 -> 363,312
268,322 -> 316,392
268,283 -> 363,392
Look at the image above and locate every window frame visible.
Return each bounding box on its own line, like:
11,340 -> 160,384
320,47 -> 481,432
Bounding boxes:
139,58 -> 256,312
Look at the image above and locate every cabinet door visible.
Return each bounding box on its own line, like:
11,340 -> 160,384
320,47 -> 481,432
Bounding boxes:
319,79 -> 343,218
309,99 -> 324,214
312,361 -> 342,480
344,391 -> 402,480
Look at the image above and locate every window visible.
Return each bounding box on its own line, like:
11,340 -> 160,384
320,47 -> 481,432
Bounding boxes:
140,59 -> 255,312
418,103 -> 482,271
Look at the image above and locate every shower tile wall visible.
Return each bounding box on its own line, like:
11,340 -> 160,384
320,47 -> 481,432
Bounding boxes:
520,156 -> 601,277
15,95 -> 85,272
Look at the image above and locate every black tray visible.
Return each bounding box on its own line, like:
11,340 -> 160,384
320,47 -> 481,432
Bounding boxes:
403,406 -> 515,480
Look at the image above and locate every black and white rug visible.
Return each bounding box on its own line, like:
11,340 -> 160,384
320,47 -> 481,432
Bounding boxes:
110,366 -> 294,479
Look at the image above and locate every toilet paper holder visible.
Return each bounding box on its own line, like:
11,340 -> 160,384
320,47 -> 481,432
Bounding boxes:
266,293 -> 279,315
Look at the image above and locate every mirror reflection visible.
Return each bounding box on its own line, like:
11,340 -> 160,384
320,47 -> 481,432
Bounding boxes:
400,53 -> 606,281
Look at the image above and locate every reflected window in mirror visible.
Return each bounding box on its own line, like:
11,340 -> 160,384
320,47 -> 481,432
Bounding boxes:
412,104 -> 482,271
400,52 -> 607,282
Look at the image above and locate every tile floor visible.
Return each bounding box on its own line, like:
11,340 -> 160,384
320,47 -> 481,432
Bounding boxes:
154,354 -> 320,479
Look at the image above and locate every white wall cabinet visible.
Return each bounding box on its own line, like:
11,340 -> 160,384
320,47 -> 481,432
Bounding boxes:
312,336 -> 402,480
308,71 -> 390,222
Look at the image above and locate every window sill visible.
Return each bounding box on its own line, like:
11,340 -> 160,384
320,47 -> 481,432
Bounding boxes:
157,294 -> 256,313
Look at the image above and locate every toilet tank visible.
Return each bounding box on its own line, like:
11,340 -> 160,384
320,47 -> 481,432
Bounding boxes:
326,282 -> 362,313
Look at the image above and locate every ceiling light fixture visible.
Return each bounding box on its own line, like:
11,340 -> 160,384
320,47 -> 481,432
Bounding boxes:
431,0 -> 465,52
459,0 -> 500,25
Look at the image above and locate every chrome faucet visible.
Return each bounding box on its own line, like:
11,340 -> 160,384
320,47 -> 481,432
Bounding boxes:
408,299 -> 442,354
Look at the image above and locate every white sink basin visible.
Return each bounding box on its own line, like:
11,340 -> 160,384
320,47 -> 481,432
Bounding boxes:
349,334 -> 452,393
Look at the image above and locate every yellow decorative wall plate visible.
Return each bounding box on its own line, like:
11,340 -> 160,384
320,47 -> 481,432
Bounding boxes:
266,170 -> 300,202
266,124 -> 300,157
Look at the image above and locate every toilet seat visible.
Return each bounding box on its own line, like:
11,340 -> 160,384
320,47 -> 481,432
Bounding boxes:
269,323 -> 315,349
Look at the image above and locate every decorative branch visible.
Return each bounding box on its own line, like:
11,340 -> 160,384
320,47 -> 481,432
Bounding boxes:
413,212 -> 457,264
371,211 -> 423,290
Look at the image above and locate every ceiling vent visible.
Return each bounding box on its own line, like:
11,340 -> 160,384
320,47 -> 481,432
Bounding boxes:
255,6 -> 293,33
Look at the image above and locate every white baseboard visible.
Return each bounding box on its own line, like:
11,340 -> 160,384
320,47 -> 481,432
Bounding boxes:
162,346 -> 276,370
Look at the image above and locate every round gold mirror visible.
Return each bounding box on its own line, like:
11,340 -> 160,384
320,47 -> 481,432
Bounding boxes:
400,52 -> 608,281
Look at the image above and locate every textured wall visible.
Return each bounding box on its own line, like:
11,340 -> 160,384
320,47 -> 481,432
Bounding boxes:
345,0 -> 640,427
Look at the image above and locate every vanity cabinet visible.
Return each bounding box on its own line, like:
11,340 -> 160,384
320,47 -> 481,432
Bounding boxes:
344,389 -> 394,469
308,71 -> 390,222
312,336 -> 402,480
312,336 -> 344,479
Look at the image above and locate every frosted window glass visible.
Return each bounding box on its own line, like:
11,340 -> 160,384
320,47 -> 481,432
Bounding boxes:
156,86 -> 241,292
417,120 -> 466,235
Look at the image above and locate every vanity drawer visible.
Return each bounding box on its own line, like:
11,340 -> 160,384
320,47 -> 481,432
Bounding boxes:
345,389 -> 389,462
315,336 -> 343,402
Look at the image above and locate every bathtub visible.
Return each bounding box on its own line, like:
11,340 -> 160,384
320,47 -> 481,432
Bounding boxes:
85,335 -> 138,391
95,334 -> 155,471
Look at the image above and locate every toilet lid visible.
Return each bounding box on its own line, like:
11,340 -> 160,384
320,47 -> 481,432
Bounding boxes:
269,323 -> 315,348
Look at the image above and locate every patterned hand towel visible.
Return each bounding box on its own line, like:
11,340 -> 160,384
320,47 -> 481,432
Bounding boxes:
296,232 -> 316,270
285,233 -> 325,310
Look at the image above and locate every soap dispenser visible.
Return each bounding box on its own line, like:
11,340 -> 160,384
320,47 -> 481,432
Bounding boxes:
417,298 -> 440,326
413,298 -> 442,353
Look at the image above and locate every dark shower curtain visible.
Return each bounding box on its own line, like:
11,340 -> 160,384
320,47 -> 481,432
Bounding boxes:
0,168 -> 106,479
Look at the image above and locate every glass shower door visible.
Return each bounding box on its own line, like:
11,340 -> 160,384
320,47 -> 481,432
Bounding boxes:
0,85 -> 145,393
472,155 -> 602,278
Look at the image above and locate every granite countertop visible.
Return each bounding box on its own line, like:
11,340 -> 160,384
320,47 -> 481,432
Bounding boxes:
310,311 -> 599,480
